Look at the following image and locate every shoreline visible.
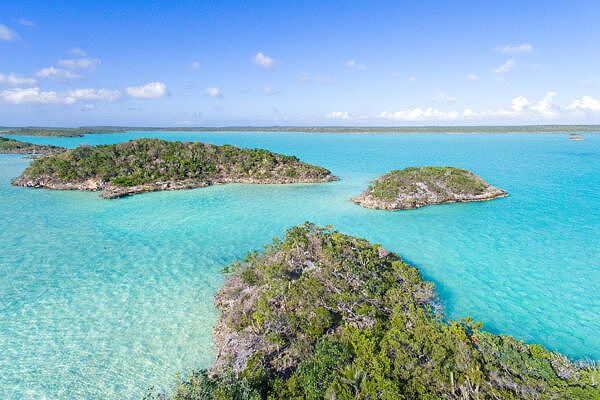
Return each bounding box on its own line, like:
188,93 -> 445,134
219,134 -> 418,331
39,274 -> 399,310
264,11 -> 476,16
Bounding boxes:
3,125 -> 600,137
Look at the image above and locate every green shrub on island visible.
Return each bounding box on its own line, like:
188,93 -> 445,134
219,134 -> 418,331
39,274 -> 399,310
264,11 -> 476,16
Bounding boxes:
12,139 -> 337,198
0,137 -> 65,156
148,223 -> 599,400
353,166 -> 507,210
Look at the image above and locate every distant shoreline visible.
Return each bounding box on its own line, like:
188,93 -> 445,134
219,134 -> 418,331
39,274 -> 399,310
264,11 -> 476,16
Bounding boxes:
2,125 -> 600,137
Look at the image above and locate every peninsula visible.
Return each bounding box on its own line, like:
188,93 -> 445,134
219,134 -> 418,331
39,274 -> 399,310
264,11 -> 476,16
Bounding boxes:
353,166 -> 507,210
157,223 -> 599,399
0,137 -> 65,156
12,139 -> 337,198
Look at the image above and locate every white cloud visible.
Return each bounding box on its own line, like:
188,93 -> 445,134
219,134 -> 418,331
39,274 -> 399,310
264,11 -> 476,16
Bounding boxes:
205,87 -> 222,97
432,92 -> 456,104
326,111 -> 350,120
0,86 -> 120,105
530,91 -> 558,117
190,61 -> 201,70
567,95 -> 600,112
58,57 -> 101,70
18,19 -> 36,27
467,73 -> 479,81
36,66 -> 81,80
0,73 -> 37,87
494,59 -> 516,74
499,43 -> 533,54
378,92 -> 570,122
252,52 -> 275,69
70,48 -> 87,57
0,24 -> 17,41
67,88 -> 121,102
126,82 -> 167,98
379,108 -> 461,121
0,87 -> 63,105
263,86 -> 278,96
345,59 -> 365,70
510,96 -> 530,112
408,76 -> 416,82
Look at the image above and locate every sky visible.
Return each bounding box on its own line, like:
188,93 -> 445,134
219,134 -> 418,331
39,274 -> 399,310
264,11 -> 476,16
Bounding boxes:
1,0 -> 600,127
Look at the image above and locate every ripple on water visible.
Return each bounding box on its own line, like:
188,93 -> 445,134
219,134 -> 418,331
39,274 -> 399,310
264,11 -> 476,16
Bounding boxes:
1,133 -> 599,399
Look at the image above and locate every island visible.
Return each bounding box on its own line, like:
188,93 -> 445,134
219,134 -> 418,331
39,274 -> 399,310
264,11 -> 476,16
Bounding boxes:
11,139 -> 337,198
153,223 -> 599,399
0,137 -> 65,156
352,166 -> 507,210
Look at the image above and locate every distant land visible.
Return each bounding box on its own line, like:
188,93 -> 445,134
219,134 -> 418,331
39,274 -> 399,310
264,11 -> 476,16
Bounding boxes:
1,125 -> 600,137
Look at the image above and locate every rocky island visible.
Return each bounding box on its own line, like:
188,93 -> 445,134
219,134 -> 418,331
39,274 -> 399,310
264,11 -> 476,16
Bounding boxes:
353,166 -> 507,210
0,137 -> 65,157
12,139 -> 337,198
154,223 -> 599,400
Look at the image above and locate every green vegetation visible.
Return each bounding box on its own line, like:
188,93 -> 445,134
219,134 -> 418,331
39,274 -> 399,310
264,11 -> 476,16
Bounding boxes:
0,137 -> 65,156
149,223 -> 599,400
369,167 -> 489,202
13,139 -> 335,197
2,125 -> 600,137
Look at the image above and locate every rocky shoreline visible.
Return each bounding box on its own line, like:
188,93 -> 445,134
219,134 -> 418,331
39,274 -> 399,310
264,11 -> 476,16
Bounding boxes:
12,174 -> 337,199
353,166 -> 507,210
11,139 -> 337,198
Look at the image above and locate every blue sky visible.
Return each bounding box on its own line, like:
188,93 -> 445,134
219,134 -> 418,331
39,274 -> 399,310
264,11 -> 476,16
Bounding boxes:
1,0 -> 600,126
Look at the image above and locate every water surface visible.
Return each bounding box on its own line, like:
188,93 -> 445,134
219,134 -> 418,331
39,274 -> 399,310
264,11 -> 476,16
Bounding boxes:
1,132 -> 599,399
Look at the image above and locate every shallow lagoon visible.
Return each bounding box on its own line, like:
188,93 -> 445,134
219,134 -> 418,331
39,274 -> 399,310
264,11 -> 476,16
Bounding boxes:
1,132 -> 599,399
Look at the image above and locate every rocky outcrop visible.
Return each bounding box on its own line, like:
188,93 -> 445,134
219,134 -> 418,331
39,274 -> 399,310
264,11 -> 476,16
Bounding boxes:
12,139 -> 337,198
353,166 -> 507,210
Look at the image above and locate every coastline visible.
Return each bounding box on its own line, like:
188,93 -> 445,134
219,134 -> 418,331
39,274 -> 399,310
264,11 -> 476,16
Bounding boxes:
2,125 -> 600,137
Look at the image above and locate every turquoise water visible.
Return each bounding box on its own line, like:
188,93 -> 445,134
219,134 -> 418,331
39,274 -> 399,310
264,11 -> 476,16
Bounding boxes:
1,132 -> 599,399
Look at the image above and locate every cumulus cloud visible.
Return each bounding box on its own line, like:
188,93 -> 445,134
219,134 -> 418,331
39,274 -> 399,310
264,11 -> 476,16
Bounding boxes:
58,57 -> 101,70
530,91 -> 558,117
0,87 -> 121,105
499,43 -> 533,54
205,87 -> 222,97
378,92 -> 573,122
432,92 -> 456,104
0,24 -> 17,41
0,73 -> 37,87
126,82 -> 167,98
345,59 -> 365,70
567,95 -> 600,112
494,59 -> 516,74
36,66 -> 81,80
326,111 -> 350,120
190,61 -> 201,70
467,73 -> 479,81
252,52 -> 275,69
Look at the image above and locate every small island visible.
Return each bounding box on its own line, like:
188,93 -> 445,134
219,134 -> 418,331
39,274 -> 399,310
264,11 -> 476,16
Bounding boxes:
352,166 -> 507,210
0,137 -> 65,157
12,139 -> 337,198
155,223 -> 599,399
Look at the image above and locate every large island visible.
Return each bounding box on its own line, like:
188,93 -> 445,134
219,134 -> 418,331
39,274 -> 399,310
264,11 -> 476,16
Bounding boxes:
353,166 -> 507,210
12,139 -> 337,198
156,223 -> 599,399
